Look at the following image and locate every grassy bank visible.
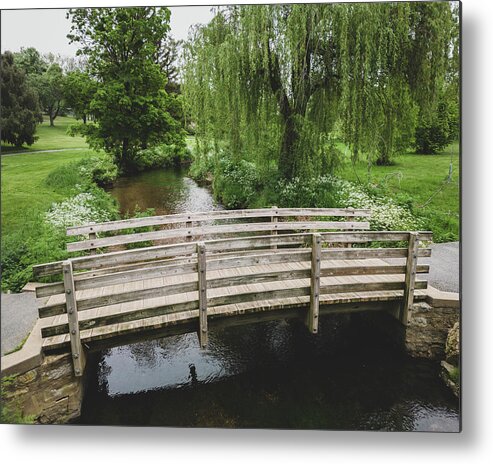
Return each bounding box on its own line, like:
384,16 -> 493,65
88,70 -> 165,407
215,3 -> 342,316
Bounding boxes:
189,140 -> 460,242
339,142 -> 460,242
1,116 -> 121,292
1,149 -> 95,237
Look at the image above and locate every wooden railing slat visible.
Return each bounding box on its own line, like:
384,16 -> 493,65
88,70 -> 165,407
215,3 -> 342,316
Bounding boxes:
66,208 -> 371,236
67,221 -> 371,252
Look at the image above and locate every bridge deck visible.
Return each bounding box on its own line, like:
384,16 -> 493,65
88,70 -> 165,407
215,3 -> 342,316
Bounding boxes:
40,257 -> 427,352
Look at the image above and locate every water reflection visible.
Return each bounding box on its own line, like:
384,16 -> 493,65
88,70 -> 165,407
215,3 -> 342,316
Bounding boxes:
107,168 -> 222,217
80,315 -> 459,431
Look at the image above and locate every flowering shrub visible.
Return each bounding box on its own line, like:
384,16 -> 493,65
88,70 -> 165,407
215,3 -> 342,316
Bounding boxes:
277,176 -> 339,208
213,157 -> 262,208
278,175 -> 424,231
45,191 -> 116,230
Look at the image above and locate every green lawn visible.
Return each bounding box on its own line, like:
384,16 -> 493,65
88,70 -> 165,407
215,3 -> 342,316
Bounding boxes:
338,142 -> 460,241
0,115 -> 89,153
1,148 -> 97,238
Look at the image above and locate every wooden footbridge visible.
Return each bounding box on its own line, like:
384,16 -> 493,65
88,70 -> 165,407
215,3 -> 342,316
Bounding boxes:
33,208 -> 432,376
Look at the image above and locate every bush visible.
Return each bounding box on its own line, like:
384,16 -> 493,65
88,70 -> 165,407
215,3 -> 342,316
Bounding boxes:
130,144 -> 192,171
1,223 -> 69,292
415,98 -> 458,154
276,174 -> 424,232
213,157 -> 263,209
277,176 -> 339,208
45,156 -> 119,192
85,155 -> 119,186
44,189 -> 119,230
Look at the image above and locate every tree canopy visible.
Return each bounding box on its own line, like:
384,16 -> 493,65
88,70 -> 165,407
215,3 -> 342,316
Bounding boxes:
1,51 -> 43,147
67,7 -> 184,171
184,2 -> 458,179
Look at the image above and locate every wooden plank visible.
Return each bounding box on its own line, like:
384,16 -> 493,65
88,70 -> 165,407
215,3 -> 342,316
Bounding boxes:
197,242 -> 208,348
321,231 -> 433,243
321,248 -> 431,260
319,264 -> 429,278
74,261 -> 197,293
307,233 -> 322,334
67,221 -> 371,252
66,208 -> 372,236
400,232 -> 420,325
62,261 -> 86,377
39,279 -> 199,318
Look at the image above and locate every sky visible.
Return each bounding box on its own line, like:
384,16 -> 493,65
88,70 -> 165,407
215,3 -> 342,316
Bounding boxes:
0,6 -> 215,56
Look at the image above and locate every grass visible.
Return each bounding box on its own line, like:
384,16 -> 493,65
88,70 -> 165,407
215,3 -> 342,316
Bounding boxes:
0,115 -> 89,153
1,148 -> 97,238
338,142 -> 459,241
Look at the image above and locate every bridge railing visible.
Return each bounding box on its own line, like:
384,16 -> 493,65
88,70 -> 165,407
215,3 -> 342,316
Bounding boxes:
63,207 -> 371,253
33,228 -> 432,376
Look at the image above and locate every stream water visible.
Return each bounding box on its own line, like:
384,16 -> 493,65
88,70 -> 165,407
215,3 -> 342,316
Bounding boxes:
77,167 -> 460,431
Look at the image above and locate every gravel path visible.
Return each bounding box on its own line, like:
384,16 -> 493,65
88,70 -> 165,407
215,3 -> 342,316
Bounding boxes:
0,242 -> 460,356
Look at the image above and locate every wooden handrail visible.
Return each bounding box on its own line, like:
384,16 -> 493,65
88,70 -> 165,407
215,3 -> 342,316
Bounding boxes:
66,207 -> 371,236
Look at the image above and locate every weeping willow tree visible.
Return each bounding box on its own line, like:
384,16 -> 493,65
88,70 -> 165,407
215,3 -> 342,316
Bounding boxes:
183,2 -> 457,179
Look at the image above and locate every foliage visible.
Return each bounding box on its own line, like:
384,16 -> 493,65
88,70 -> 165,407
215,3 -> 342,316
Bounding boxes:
212,156 -> 263,209
13,47 -> 48,75
415,92 -> 459,154
184,3 -> 458,179
32,63 -> 66,126
44,190 -> 117,230
63,70 -> 97,123
130,143 -> 191,171
278,175 -> 423,231
277,176 -> 339,208
1,375 -> 36,424
0,51 -> 43,147
45,156 -> 119,190
67,7 -> 185,172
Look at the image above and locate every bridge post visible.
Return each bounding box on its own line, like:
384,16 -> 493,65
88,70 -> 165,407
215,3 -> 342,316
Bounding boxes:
197,242 -> 208,348
186,212 -> 192,242
307,233 -> 322,334
62,260 -> 86,377
271,206 -> 278,249
400,232 -> 420,325
88,222 -> 97,255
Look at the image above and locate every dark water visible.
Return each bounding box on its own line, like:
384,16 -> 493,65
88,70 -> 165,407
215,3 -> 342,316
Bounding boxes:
79,168 -> 460,431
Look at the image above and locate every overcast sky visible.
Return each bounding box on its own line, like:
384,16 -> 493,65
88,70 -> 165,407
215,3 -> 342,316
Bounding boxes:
1,6 -> 215,56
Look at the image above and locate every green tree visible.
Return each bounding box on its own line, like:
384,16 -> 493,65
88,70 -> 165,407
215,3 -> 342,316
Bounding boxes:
0,51 -> 43,147
33,63 -> 66,126
184,3 -> 457,179
64,71 -> 96,123
67,7 -> 184,172
13,47 -> 47,75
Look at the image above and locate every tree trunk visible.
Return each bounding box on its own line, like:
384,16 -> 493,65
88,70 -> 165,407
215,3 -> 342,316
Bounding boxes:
279,115 -> 300,180
49,113 -> 54,127
82,114 -> 87,124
